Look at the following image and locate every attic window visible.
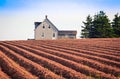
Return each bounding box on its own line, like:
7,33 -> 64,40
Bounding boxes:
43,26 -> 45,29
48,25 -> 50,29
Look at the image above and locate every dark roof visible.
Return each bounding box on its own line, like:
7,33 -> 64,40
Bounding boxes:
34,22 -> 42,29
58,30 -> 77,35
45,18 -> 59,31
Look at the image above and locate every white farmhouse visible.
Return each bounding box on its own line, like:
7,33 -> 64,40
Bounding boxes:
34,16 -> 77,40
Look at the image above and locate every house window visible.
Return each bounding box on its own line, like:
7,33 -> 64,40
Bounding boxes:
42,33 -> 44,37
53,33 -> 55,37
43,26 -> 45,29
58,34 -> 65,36
48,25 -> 50,29
68,34 -> 75,36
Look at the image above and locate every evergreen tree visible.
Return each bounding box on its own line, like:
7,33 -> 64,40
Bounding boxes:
92,11 -> 112,38
81,11 -> 114,38
112,13 -> 120,37
81,15 -> 93,38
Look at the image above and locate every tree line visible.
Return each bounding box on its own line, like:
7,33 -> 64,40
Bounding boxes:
81,11 -> 120,38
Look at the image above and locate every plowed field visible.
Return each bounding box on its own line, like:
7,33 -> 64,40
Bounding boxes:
0,38 -> 120,79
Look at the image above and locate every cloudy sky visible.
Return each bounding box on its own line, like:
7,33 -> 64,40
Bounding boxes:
0,0 -> 120,40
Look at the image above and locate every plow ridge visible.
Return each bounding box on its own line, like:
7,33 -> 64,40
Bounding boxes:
0,38 -> 120,79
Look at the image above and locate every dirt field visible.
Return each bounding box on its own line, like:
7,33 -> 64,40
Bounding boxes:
0,38 -> 120,79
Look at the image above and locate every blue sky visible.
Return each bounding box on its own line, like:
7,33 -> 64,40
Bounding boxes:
0,0 -> 120,40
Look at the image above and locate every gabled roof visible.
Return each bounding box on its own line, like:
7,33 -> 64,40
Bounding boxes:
44,17 -> 59,31
34,22 -> 41,29
34,15 -> 58,31
58,30 -> 77,35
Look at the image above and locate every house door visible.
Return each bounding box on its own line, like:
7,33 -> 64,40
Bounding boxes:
52,33 -> 56,39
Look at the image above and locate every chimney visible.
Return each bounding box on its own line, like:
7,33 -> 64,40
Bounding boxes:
45,15 -> 47,19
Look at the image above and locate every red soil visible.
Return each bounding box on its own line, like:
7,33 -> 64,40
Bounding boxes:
0,38 -> 120,79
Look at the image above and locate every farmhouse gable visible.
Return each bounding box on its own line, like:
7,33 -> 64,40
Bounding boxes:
34,16 -> 77,40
